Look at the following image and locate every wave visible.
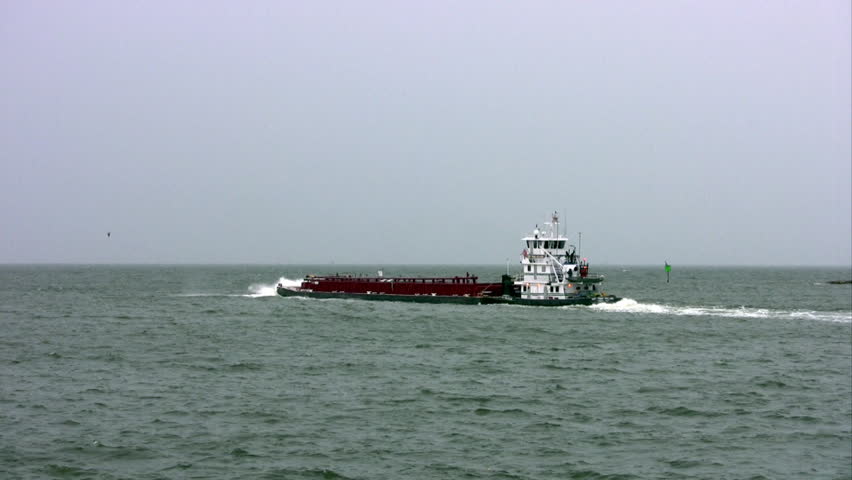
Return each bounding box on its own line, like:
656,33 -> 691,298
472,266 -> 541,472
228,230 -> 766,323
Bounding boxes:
169,277 -> 301,298
589,298 -> 851,323
244,277 -> 301,298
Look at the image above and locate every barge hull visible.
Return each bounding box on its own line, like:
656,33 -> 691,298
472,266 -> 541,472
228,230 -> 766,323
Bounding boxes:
277,287 -> 620,306
277,286 -> 485,304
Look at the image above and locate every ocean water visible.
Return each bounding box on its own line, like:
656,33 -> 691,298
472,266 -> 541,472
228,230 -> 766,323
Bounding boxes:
1,265 -> 850,480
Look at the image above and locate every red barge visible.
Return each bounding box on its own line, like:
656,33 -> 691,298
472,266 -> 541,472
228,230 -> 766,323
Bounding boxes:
299,273 -> 503,297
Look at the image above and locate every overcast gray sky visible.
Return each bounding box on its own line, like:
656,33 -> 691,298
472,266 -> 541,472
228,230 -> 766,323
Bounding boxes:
1,1 -> 850,265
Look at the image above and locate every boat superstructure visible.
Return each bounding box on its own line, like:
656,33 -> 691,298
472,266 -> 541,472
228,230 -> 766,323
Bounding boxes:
515,212 -> 608,303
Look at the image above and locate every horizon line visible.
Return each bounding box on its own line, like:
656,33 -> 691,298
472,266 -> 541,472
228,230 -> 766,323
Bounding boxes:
1,262 -> 850,268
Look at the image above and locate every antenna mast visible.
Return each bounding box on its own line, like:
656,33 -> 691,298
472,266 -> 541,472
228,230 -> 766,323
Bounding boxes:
578,232 -> 582,259
552,211 -> 559,239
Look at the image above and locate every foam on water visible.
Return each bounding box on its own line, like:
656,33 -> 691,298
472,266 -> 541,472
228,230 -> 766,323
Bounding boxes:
590,298 -> 851,323
244,277 -> 301,298
171,278 -> 302,298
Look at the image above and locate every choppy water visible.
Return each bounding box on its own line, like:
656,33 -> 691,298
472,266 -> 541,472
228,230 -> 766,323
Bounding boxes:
1,265 -> 850,479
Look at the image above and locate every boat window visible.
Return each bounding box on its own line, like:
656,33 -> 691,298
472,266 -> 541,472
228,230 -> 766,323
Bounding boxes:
527,265 -> 531,272
558,241 -> 565,249
527,241 -> 532,248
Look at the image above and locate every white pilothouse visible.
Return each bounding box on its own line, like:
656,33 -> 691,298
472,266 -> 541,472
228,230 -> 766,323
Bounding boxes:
515,212 -> 607,301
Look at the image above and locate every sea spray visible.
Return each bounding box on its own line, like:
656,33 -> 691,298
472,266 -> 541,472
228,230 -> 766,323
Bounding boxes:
245,277 -> 301,298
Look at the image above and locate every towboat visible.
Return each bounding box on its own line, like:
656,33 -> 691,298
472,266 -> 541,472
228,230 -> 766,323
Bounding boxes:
277,213 -> 620,306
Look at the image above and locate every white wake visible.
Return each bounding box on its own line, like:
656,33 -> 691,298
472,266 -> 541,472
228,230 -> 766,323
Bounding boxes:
589,298 -> 851,323
244,277 -> 301,298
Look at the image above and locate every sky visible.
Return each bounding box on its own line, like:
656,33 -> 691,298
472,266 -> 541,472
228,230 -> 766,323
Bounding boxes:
1,1 -> 850,265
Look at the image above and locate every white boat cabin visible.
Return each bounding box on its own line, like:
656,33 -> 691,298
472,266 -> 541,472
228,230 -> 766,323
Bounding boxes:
515,212 -> 604,300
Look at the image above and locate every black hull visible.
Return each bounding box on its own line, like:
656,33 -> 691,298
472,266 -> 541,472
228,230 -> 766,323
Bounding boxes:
277,287 -> 620,307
